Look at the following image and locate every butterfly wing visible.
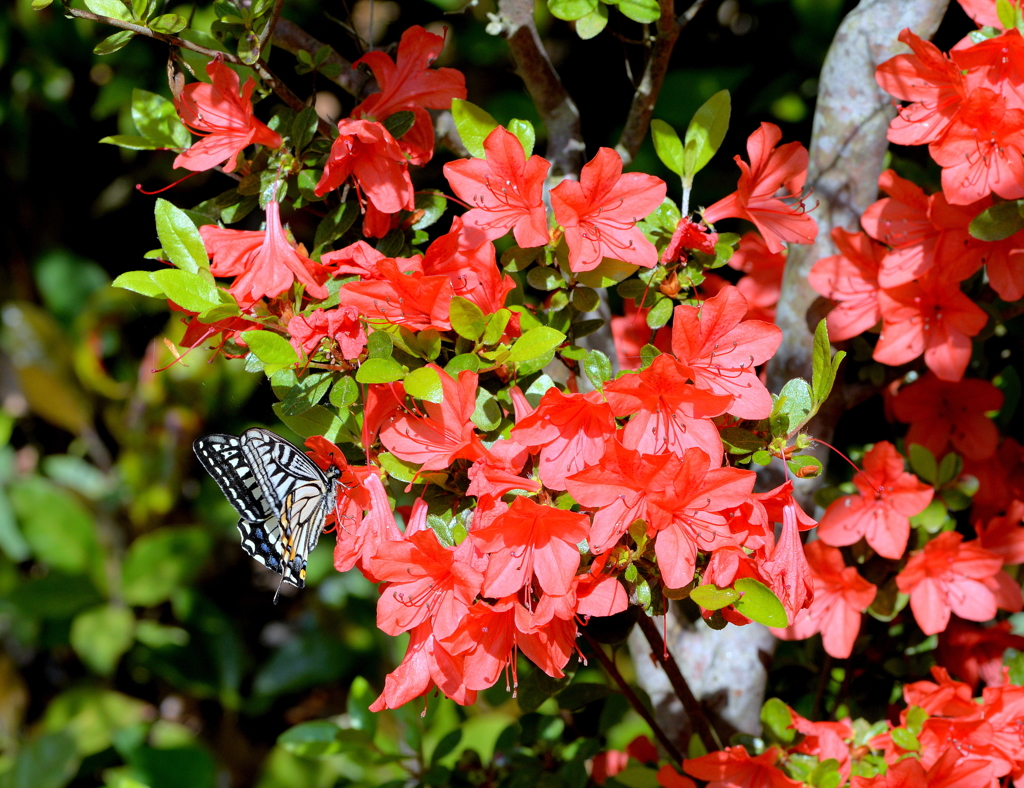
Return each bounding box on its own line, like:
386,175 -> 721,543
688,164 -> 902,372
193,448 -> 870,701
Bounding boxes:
193,433 -> 291,579
239,429 -> 338,588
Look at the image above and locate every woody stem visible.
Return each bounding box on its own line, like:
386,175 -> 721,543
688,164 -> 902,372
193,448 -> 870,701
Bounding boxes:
580,628 -> 683,764
635,613 -> 720,753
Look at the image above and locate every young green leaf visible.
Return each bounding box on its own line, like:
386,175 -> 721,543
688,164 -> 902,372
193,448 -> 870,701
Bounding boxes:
507,326 -> 566,364
689,584 -> 740,611
507,119 -> 536,157
548,0 -> 598,21
682,90 -> 731,182
650,119 -> 684,176
241,330 -> 299,370
451,99 -> 499,158
733,578 -> 787,627
404,367 -> 444,403
155,199 -> 209,273
811,319 -> 846,409
968,199 -> 1024,241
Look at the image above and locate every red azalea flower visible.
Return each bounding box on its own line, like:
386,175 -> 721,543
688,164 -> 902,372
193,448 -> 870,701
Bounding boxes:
470,496 -> 590,598
337,258 -> 455,331
378,365 -> 487,471
660,217 -> 719,263
957,0 -> 1002,27
771,541 -> 876,658
288,306 -> 366,359
603,354 -> 733,467
350,25 -> 466,165
929,88 -> 1024,205
333,471 -> 401,580
896,531 -> 1010,635
550,147 -> 666,271
684,745 -> 802,788
975,499 -> 1024,565
727,232 -> 786,319
421,217 -> 515,315
808,227 -> 885,341
903,666 -> 978,716
850,749 -> 994,788
314,118 -> 414,215
369,620 -> 476,710
817,441 -> 934,559
875,28 -> 967,146
173,55 -> 281,172
670,285 -> 782,420
890,374 -> 1003,462
610,300 -> 672,371
511,388 -> 617,491
939,618 -> 1024,688
443,126 -> 550,248
759,489 -> 817,622
874,273 -> 988,382
964,438 -> 1024,519
200,200 -> 330,308
702,122 -> 817,254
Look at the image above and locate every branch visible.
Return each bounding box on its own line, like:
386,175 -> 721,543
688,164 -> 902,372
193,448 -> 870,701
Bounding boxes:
636,613 -> 719,753
581,628 -> 683,764
615,0 -> 710,165
272,18 -> 369,98
496,0 -> 585,181
65,6 -> 336,137
256,0 -> 285,54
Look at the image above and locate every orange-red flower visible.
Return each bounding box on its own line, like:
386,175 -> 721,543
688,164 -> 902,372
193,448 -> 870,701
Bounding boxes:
684,745 -> 802,788
727,232 -> 785,321
702,123 -> 817,254
173,55 -> 282,172
350,25 -> 466,165
808,228 -> 884,341
550,147 -> 666,271
817,441 -> 933,559
199,200 -> 329,308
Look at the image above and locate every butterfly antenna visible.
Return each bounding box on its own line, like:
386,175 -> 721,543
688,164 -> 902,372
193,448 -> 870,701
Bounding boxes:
273,573 -> 286,605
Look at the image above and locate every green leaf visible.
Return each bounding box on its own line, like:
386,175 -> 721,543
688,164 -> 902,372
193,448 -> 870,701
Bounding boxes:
376,228 -> 405,257
237,31 -> 261,65
367,330 -> 394,359
405,367 -> 444,403
811,319 -> 845,409
43,687 -> 149,757
970,200 -> 1024,241
150,269 -> 220,312
908,443 -> 938,484
508,119 -> 536,157
279,720 -> 346,758
577,258 -> 639,289
548,0 -> 598,20
0,487 -> 30,562
571,286 -> 601,313
155,198 -> 208,273
482,309 -> 512,346
507,326 -> 566,364
787,455 -> 823,478
412,190 -> 448,231
346,676 -> 378,737
148,12 -> 187,33
760,698 -> 796,745
909,498 -> 949,533
733,577 -> 787,627
272,404 -> 344,441
70,605 -> 135,675
650,119 -> 684,176
575,3 -> 608,37
383,110 -> 416,140
646,297 -> 674,329
584,350 -> 612,389
1,732 -> 80,788
31,0 -> 55,8
94,30 -> 135,55
720,427 -> 764,455
617,0 -> 659,22
527,265 -> 565,291
450,296 -> 488,341
936,451 -> 963,485
329,375 -> 358,408
997,0 -> 1018,28
446,354 -> 481,375
471,388 -> 502,432
98,134 -> 161,150
889,727 -> 920,752
313,201 -> 359,252
683,90 -> 731,181
10,477 -> 102,579
451,99 -> 499,158
280,372 -> 333,416
290,106 -> 319,153
770,378 -> 813,437
241,330 -> 299,372
355,358 -> 405,384
431,729 -> 463,766
122,527 -> 212,606
84,0 -> 133,20
112,270 -> 165,298
689,584 -> 740,610
378,452 -> 420,483
557,683 -> 613,710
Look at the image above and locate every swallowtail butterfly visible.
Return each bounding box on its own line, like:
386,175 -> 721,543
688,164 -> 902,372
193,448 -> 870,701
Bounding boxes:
193,428 -> 340,600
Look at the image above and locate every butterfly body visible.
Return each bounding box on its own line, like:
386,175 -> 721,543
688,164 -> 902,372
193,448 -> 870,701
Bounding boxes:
193,428 -> 340,593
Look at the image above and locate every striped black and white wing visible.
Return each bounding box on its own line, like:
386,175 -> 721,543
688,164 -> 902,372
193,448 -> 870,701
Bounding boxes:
193,433 -> 291,577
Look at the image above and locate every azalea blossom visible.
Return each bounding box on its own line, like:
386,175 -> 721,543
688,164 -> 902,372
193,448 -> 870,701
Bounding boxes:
337,258 -> 455,331
444,126 -> 550,248
896,530 -> 1015,635
817,441 -> 933,559
287,306 -> 366,359
173,55 -> 282,172
314,118 -> 415,216
771,541 -> 876,658
684,745 -> 802,788
350,25 -> 466,165
670,285 -> 782,420
199,200 -> 329,308
808,228 -> 884,341
550,147 -> 666,271
369,620 -> 476,710
890,374 -> 1003,462
937,618 -> 1024,688
727,232 -> 786,321
702,122 -> 817,254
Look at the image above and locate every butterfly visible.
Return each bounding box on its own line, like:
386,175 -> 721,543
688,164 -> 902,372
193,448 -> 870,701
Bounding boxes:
193,428 -> 341,600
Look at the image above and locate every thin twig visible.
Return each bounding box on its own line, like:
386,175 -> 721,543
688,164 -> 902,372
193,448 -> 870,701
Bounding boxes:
272,18 -> 369,98
256,0 -> 286,53
580,628 -> 683,764
66,5 -> 335,137
497,0 -> 585,181
615,0 -> 710,165
636,613 -> 720,753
